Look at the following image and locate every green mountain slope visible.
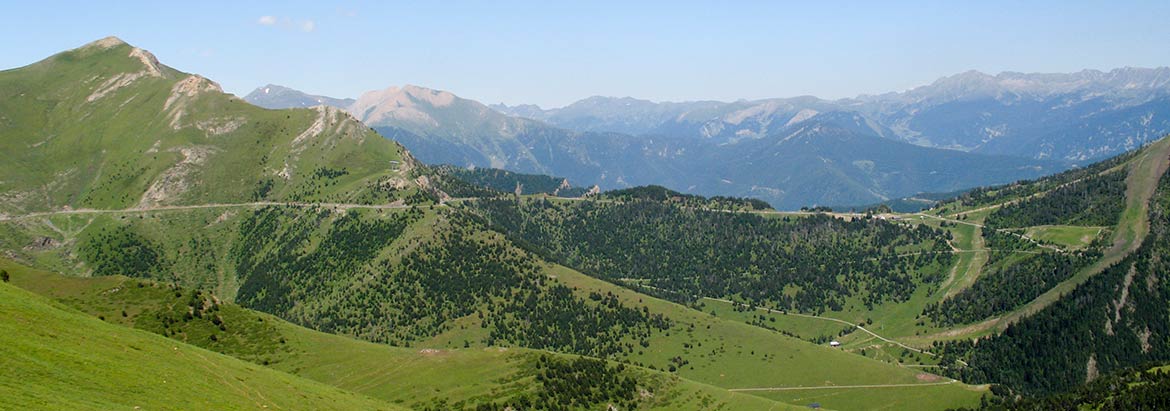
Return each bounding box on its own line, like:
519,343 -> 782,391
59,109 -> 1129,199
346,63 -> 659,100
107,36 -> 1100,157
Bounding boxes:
469,197 -> 953,313
890,136 -> 1170,345
0,276 -> 402,410
0,37 -> 431,216
2,259 -> 794,411
927,139 -> 1170,395
0,204 -> 985,410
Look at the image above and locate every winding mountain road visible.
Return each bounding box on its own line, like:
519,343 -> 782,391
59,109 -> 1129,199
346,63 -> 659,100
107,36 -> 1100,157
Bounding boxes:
0,201 -> 422,222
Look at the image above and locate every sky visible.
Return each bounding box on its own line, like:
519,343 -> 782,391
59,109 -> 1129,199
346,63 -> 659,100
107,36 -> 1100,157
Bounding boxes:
2,1 -> 1169,108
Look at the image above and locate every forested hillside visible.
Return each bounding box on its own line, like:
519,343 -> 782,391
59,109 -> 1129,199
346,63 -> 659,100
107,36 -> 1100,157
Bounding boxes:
603,185 -> 772,211
233,206 -> 671,357
951,365 -> 1170,411
983,168 -> 1127,229
470,197 -> 953,313
941,149 -> 1138,215
933,163 -> 1170,395
432,165 -> 592,197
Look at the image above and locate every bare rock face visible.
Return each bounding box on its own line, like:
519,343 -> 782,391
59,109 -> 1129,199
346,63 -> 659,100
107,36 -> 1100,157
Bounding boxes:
84,41 -> 168,103
25,236 -> 60,251
164,75 -> 223,129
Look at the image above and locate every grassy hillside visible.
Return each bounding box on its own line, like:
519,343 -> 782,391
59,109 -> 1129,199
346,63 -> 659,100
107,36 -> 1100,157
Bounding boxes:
0,276 -> 402,410
0,202 -> 986,410
0,37 -> 432,216
2,258 -> 796,411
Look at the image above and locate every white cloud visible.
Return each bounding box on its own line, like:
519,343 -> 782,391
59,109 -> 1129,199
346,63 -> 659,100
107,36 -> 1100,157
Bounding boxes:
257,15 -> 316,33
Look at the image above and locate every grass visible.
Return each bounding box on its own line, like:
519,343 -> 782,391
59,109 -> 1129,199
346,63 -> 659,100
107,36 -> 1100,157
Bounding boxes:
681,214 -> 986,350
0,275 -> 403,410
0,180 -> 996,410
528,263 -> 987,410
1022,225 -> 1104,250
0,39 -> 424,217
754,383 -> 988,411
2,258 -> 797,411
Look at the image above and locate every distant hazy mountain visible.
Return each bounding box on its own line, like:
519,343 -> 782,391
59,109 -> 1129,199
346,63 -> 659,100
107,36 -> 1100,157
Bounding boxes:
495,97 -> 728,136
494,68 -> 1170,162
245,83 -> 1062,209
867,68 -> 1170,160
705,112 -> 1058,207
243,84 -> 354,110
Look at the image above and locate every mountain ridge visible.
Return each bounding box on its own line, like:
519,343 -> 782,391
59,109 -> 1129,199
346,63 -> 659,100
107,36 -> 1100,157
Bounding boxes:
0,38 -> 433,216
244,82 -> 1064,209
243,84 -> 355,110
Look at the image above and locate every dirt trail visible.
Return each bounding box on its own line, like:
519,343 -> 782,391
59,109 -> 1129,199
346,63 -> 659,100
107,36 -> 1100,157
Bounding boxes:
727,380 -> 957,392
916,213 -> 1066,253
702,297 -> 942,359
0,201 -> 421,222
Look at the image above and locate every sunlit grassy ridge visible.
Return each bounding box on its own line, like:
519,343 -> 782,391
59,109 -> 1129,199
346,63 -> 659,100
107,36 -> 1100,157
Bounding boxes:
0,274 -> 403,410
0,37 -> 428,216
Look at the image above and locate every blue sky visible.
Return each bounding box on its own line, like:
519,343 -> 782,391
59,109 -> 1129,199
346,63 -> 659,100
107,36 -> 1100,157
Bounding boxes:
3,1 -> 1168,107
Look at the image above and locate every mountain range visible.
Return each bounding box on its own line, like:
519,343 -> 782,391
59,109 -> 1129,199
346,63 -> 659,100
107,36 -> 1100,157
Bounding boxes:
494,67 -> 1170,161
7,36 -> 1170,411
2,37 -> 991,410
248,74 -> 1162,208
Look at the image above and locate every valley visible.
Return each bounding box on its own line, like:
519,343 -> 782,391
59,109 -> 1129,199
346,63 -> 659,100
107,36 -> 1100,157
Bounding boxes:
3,32 -> 1170,411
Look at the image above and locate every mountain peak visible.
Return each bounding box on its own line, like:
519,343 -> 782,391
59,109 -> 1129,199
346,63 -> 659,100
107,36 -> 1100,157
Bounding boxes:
67,36 -> 166,80
400,84 -> 457,107
244,84 -> 354,110
83,36 -> 128,50
259,84 -> 293,93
